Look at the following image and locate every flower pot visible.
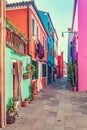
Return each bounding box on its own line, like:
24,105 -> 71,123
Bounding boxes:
23,74 -> 29,80
7,116 -> 15,124
72,86 -> 77,91
22,100 -> 29,107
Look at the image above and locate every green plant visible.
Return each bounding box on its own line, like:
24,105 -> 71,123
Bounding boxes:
14,27 -> 20,32
8,100 -> 17,117
6,17 -> 10,24
28,95 -> 33,101
19,32 -> 25,38
30,84 -> 35,94
9,22 -> 15,30
71,61 -> 77,87
23,72 -> 30,80
68,61 -> 77,89
25,38 -> 29,43
26,64 -> 36,75
23,72 -> 30,76
13,43 -> 19,48
25,97 -> 29,101
12,96 -> 19,102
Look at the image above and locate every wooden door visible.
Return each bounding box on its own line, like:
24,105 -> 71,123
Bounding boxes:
13,61 -> 22,100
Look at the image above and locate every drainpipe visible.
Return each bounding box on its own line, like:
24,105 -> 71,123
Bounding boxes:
27,6 -> 29,55
27,4 -> 32,60
0,0 -> 6,127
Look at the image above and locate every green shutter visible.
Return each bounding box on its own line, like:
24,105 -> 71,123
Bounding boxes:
32,60 -> 38,79
42,64 -> 46,77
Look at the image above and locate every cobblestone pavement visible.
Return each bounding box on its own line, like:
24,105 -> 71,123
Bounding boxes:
3,78 -> 87,130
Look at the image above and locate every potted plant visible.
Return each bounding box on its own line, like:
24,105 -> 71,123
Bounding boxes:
71,61 -> 77,91
7,100 -> 17,124
14,27 -> 20,34
22,97 -> 29,107
26,64 -> 36,73
30,84 -> 37,100
25,38 -> 30,44
18,32 -> 25,39
12,96 -> 20,109
23,72 -> 30,80
28,95 -> 33,102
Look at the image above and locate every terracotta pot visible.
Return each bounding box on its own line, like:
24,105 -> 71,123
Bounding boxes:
7,116 -> 15,124
72,86 -> 77,91
22,100 -> 29,107
23,74 -> 29,80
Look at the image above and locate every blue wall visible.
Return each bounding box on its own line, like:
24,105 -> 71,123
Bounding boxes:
39,11 -> 54,67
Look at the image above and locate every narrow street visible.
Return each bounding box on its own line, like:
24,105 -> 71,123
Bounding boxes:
3,78 -> 87,130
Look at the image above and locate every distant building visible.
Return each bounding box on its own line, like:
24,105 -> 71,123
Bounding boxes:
39,11 -> 58,83
58,52 -> 64,78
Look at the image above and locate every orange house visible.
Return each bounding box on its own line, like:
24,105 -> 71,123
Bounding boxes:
6,1 -> 48,92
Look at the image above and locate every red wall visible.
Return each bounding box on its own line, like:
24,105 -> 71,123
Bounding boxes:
58,52 -> 64,78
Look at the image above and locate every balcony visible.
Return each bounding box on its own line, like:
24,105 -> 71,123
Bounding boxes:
6,28 -> 26,55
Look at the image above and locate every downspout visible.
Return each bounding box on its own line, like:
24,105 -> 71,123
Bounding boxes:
27,5 -> 32,62
27,6 -> 29,55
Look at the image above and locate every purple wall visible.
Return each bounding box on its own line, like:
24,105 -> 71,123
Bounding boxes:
78,0 -> 87,91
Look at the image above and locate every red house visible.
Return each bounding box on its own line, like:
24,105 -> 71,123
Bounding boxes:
58,52 -> 64,78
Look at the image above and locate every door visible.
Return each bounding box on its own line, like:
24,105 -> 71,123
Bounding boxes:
12,60 -> 22,101
38,61 -> 42,91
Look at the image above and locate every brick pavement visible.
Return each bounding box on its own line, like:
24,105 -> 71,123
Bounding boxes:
3,78 -> 87,130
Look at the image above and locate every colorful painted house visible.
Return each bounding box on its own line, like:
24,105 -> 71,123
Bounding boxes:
69,0 -> 87,91
58,52 -> 64,78
6,1 -> 48,92
38,11 -> 55,84
53,29 -> 58,80
0,14 -> 31,127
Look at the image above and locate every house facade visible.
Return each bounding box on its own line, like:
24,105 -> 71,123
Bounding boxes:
53,29 -> 58,80
6,1 -> 48,92
6,26 -> 31,103
69,0 -> 87,91
38,11 -> 55,84
58,52 -> 64,78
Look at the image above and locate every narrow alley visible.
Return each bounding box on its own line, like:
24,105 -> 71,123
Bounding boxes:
3,78 -> 87,130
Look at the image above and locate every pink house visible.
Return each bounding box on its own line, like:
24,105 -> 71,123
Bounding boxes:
72,0 -> 87,91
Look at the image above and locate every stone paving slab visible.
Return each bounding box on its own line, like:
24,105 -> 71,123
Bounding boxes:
2,78 -> 87,130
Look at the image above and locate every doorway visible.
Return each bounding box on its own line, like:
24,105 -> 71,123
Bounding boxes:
12,60 -> 22,102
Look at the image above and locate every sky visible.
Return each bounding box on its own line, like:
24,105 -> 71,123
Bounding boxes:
7,0 -> 74,62
34,0 -> 74,62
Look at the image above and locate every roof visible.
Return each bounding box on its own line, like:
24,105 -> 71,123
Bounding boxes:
38,10 -> 55,32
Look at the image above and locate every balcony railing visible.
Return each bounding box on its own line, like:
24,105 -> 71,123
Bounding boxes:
6,28 -> 26,55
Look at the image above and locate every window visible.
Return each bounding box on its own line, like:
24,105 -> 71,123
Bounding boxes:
36,26 -> 39,40
43,36 -> 44,46
32,18 -> 35,36
48,21 -> 50,31
32,60 -> 38,79
42,64 -> 46,77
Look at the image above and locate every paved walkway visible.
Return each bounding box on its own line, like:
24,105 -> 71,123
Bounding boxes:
3,78 -> 87,130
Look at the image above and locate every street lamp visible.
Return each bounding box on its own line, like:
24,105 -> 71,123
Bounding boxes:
62,29 -> 77,37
